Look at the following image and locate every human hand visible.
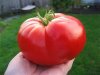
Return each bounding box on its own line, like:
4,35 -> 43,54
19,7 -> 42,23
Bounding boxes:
5,52 -> 75,75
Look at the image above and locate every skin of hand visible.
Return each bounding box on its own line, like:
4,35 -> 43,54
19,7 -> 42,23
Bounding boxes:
4,52 -> 75,75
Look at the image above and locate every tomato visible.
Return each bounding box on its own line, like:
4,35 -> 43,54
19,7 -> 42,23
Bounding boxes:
18,12 -> 86,66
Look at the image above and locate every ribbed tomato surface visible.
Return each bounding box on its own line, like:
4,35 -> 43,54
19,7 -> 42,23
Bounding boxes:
18,13 -> 86,65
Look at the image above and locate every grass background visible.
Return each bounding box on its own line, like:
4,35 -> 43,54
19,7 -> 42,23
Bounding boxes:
0,9 -> 100,75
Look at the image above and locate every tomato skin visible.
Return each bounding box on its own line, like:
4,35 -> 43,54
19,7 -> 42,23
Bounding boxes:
18,13 -> 86,65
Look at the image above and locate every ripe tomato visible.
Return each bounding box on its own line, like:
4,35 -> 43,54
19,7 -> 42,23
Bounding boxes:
18,12 -> 86,65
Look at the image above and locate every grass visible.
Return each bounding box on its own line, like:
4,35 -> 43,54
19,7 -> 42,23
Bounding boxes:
0,9 -> 100,75
69,14 -> 100,75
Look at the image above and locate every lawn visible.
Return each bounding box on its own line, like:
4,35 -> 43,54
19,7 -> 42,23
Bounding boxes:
0,9 -> 100,75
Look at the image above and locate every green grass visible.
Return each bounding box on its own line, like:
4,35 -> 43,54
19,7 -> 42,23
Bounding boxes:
0,9 -> 100,75
69,14 -> 100,75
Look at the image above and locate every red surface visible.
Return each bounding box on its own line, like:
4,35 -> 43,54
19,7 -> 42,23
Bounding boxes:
18,13 -> 86,65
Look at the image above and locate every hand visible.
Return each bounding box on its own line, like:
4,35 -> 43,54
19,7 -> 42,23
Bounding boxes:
5,52 -> 75,75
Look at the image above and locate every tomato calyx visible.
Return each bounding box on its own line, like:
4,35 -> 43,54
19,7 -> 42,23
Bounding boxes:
37,10 -> 55,26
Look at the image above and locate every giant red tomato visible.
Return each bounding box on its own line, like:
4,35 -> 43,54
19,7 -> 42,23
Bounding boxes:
18,12 -> 86,65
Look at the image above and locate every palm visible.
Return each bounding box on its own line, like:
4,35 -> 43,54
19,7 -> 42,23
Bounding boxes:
5,53 -> 74,75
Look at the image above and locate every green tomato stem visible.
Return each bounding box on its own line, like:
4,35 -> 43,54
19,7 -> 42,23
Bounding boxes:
37,10 -> 55,26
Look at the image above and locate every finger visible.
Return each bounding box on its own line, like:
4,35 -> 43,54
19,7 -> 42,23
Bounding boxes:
16,52 -> 23,57
4,52 -> 37,75
7,52 -> 24,65
40,59 -> 75,75
58,58 -> 75,73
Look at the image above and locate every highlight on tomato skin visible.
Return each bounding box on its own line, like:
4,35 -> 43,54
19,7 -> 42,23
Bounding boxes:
17,11 -> 86,66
